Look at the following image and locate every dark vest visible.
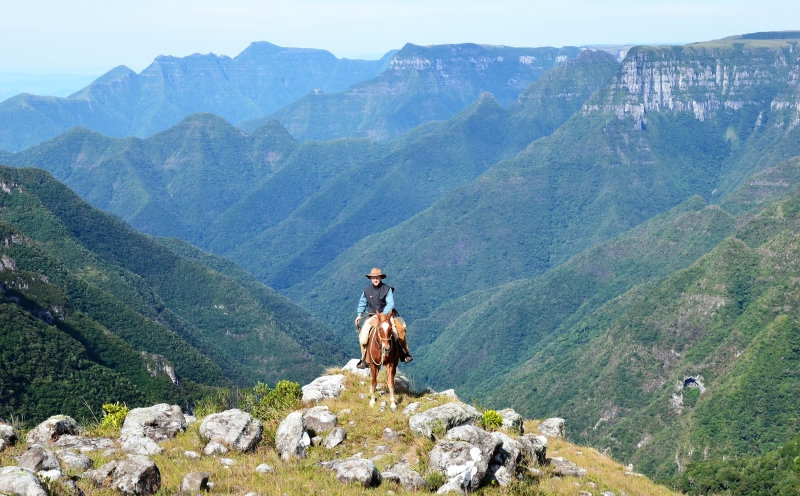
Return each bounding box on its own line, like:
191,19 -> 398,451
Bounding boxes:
364,283 -> 393,314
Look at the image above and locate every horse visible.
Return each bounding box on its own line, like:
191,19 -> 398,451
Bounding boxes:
365,312 -> 401,410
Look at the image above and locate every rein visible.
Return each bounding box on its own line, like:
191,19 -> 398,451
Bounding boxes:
367,321 -> 392,366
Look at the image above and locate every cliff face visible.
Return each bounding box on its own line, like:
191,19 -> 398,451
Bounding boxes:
259,43 -> 582,141
0,42 -> 393,152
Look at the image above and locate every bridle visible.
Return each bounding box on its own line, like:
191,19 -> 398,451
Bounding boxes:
368,317 -> 393,365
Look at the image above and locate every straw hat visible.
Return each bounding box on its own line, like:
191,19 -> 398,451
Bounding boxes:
365,268 -> 387,279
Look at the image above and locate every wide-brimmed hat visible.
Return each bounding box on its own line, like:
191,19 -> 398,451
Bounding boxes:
365,268 -> 387,279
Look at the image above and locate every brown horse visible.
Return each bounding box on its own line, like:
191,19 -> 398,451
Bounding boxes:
365,312 -> 401,410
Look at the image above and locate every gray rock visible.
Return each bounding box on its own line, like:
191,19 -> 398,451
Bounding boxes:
549,457 -> 587,477
183,451 -> 200,460
485,464 -> 512,487
255,464 -> 274,474
402,402 -> 421,416
538,418 -> 565,438
383,428 -> 403,441
518,434 -> 548,466
121,436 -> 163,456
323,427 -> 346,449
35,469 -> 62,482
342,359 -> 370,377
318,458 -> 382,488
0,466 -> 48,496
601,492 -> 617,496
120,404 -> 186,442
436,476 -> 466,494
445,425 -> 501,462
83,456 -> 162,495
0,421 -> 17,447
435,389 -> 459,400
497,409 -> 524,434
395,372 -> 412,394
56,450 -> 94,471
26,416 -> 80,445
275,411 -> 310,460
202,440 -> 228,456
112,455 -> 162,495
54,435 -> 115,453
18,445 -> 60,472
428,440 -> 489,493
311,436 -> 323,446
408,402 -> 480,439
199,409 -> 262,452
373,445 -> 391,455
489,431 -> 521,474
183,415 -> 197,425
382,464 -> 429,491
181,472 -> 210,492
301,374 -> 346,403
303,406 -> 338,433
219,458 -> 236,466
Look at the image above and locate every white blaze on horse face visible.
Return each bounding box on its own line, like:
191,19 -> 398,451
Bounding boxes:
381,322 -> 390,331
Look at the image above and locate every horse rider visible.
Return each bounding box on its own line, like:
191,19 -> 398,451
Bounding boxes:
355,268 -> 413,368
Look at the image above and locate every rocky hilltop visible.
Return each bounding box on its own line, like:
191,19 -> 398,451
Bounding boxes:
0,363 -> 677,495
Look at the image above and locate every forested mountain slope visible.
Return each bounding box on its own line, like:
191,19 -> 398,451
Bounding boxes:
0,165 -> 346,423
0,42 -> 396,152
241,43 -> 581,141
292,35 -> 800,341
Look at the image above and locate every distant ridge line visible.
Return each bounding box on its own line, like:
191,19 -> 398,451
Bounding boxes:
741,31 -> 800,40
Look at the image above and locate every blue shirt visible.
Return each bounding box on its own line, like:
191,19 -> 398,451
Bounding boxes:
357,288 -> 394,315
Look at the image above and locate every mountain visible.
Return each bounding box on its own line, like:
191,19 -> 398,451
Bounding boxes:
0,165 -> 347,423
239,43 -> 582,141
288,34 -> 800,338
0,42 -> 396,152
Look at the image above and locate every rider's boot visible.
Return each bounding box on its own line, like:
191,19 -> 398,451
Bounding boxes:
401,343 -> 413,363
357,343 -> 368,369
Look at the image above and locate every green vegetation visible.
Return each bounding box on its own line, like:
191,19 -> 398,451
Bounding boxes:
480,410 -> 504,431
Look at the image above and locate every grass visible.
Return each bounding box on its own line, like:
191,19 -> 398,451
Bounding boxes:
0,369 -> 681,495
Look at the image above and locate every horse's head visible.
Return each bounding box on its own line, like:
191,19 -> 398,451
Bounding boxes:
376,312 -> 393,358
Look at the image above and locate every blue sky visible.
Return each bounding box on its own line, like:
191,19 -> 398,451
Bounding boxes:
1,0 -> 798,74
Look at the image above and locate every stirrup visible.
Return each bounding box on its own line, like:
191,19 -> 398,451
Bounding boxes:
356,359 -> 368,369
402,355 -> 414,363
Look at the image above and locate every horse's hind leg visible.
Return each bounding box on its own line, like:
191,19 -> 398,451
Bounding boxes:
387,364 -> 397,411
369,364 -> 378,407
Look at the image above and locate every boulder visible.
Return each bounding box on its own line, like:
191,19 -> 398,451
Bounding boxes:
485,464 -> 512,487
323,427 -> 347,449
489,432 -> 521,474
402,402 -> 421,416
56,450 -> 94,471
303,406 -> 338,433
301,375 -> 346,403
342,359 -> 370,377
445,425 -> 501,462
219,458 -> 236,467
121,436 -> 163,456
538,417 -> 565,438
181,472 -> 210,492
318,458 -> 382,488
395,372 -> 412,394
183,451 -> 200,460
85,456 -> 161,495
383,428 -> 403,441
202,440 -> 228,456
35,469 -> 62,482
435,389 -> 459,400
255,464 -> 274,474
497,409 -> 524,434
436,477 -> 465,494
408,402 -> 480,439
428,440 -> 489,493
18,445 -> 60,472
275,411 -> 310,460
26,416 -> 80,445
382,463 -> 429,491
549,457 -> 587,477
0,466 -> 48,496
0,421 -> 16,448
518,434 -> 547,466
54,435 -> 115,453
120,404 -> 186,442
199,409 -> 262,452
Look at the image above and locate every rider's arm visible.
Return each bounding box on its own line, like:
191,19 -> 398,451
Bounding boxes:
357,292 -> 367,315
383,289 -> 394,315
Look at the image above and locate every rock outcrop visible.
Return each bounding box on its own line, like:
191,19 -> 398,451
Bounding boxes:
199,409 -> 262,453
301,375 -> 346,403
317,457 -> 382,488
275,411 -> 310,461
17,445 -> 60,472
26,416 -> 80,446
538,417 -> 565,438
408,402 -> 480,438
84,456 -> 161,495
0,466 -> 48,496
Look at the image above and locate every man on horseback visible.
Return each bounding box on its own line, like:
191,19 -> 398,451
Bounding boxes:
355,268 -> 413,369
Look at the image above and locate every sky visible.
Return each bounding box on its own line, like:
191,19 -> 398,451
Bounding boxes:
1,0 -> 798,75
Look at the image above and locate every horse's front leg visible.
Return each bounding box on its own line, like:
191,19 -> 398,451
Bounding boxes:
387,364 -> 397,411
369,364 -> 378,407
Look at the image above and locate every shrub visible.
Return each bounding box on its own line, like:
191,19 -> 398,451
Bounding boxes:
99,402 -> 129,429
425,471 -> 446,491
240,380 -> 301,422
481,410 -> 503,431
194,388 -> 231,418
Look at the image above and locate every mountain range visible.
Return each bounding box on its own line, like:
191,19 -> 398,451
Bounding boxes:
3,31 -> 800,483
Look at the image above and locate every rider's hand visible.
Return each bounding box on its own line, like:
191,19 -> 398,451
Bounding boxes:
355,315 -> 362,326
